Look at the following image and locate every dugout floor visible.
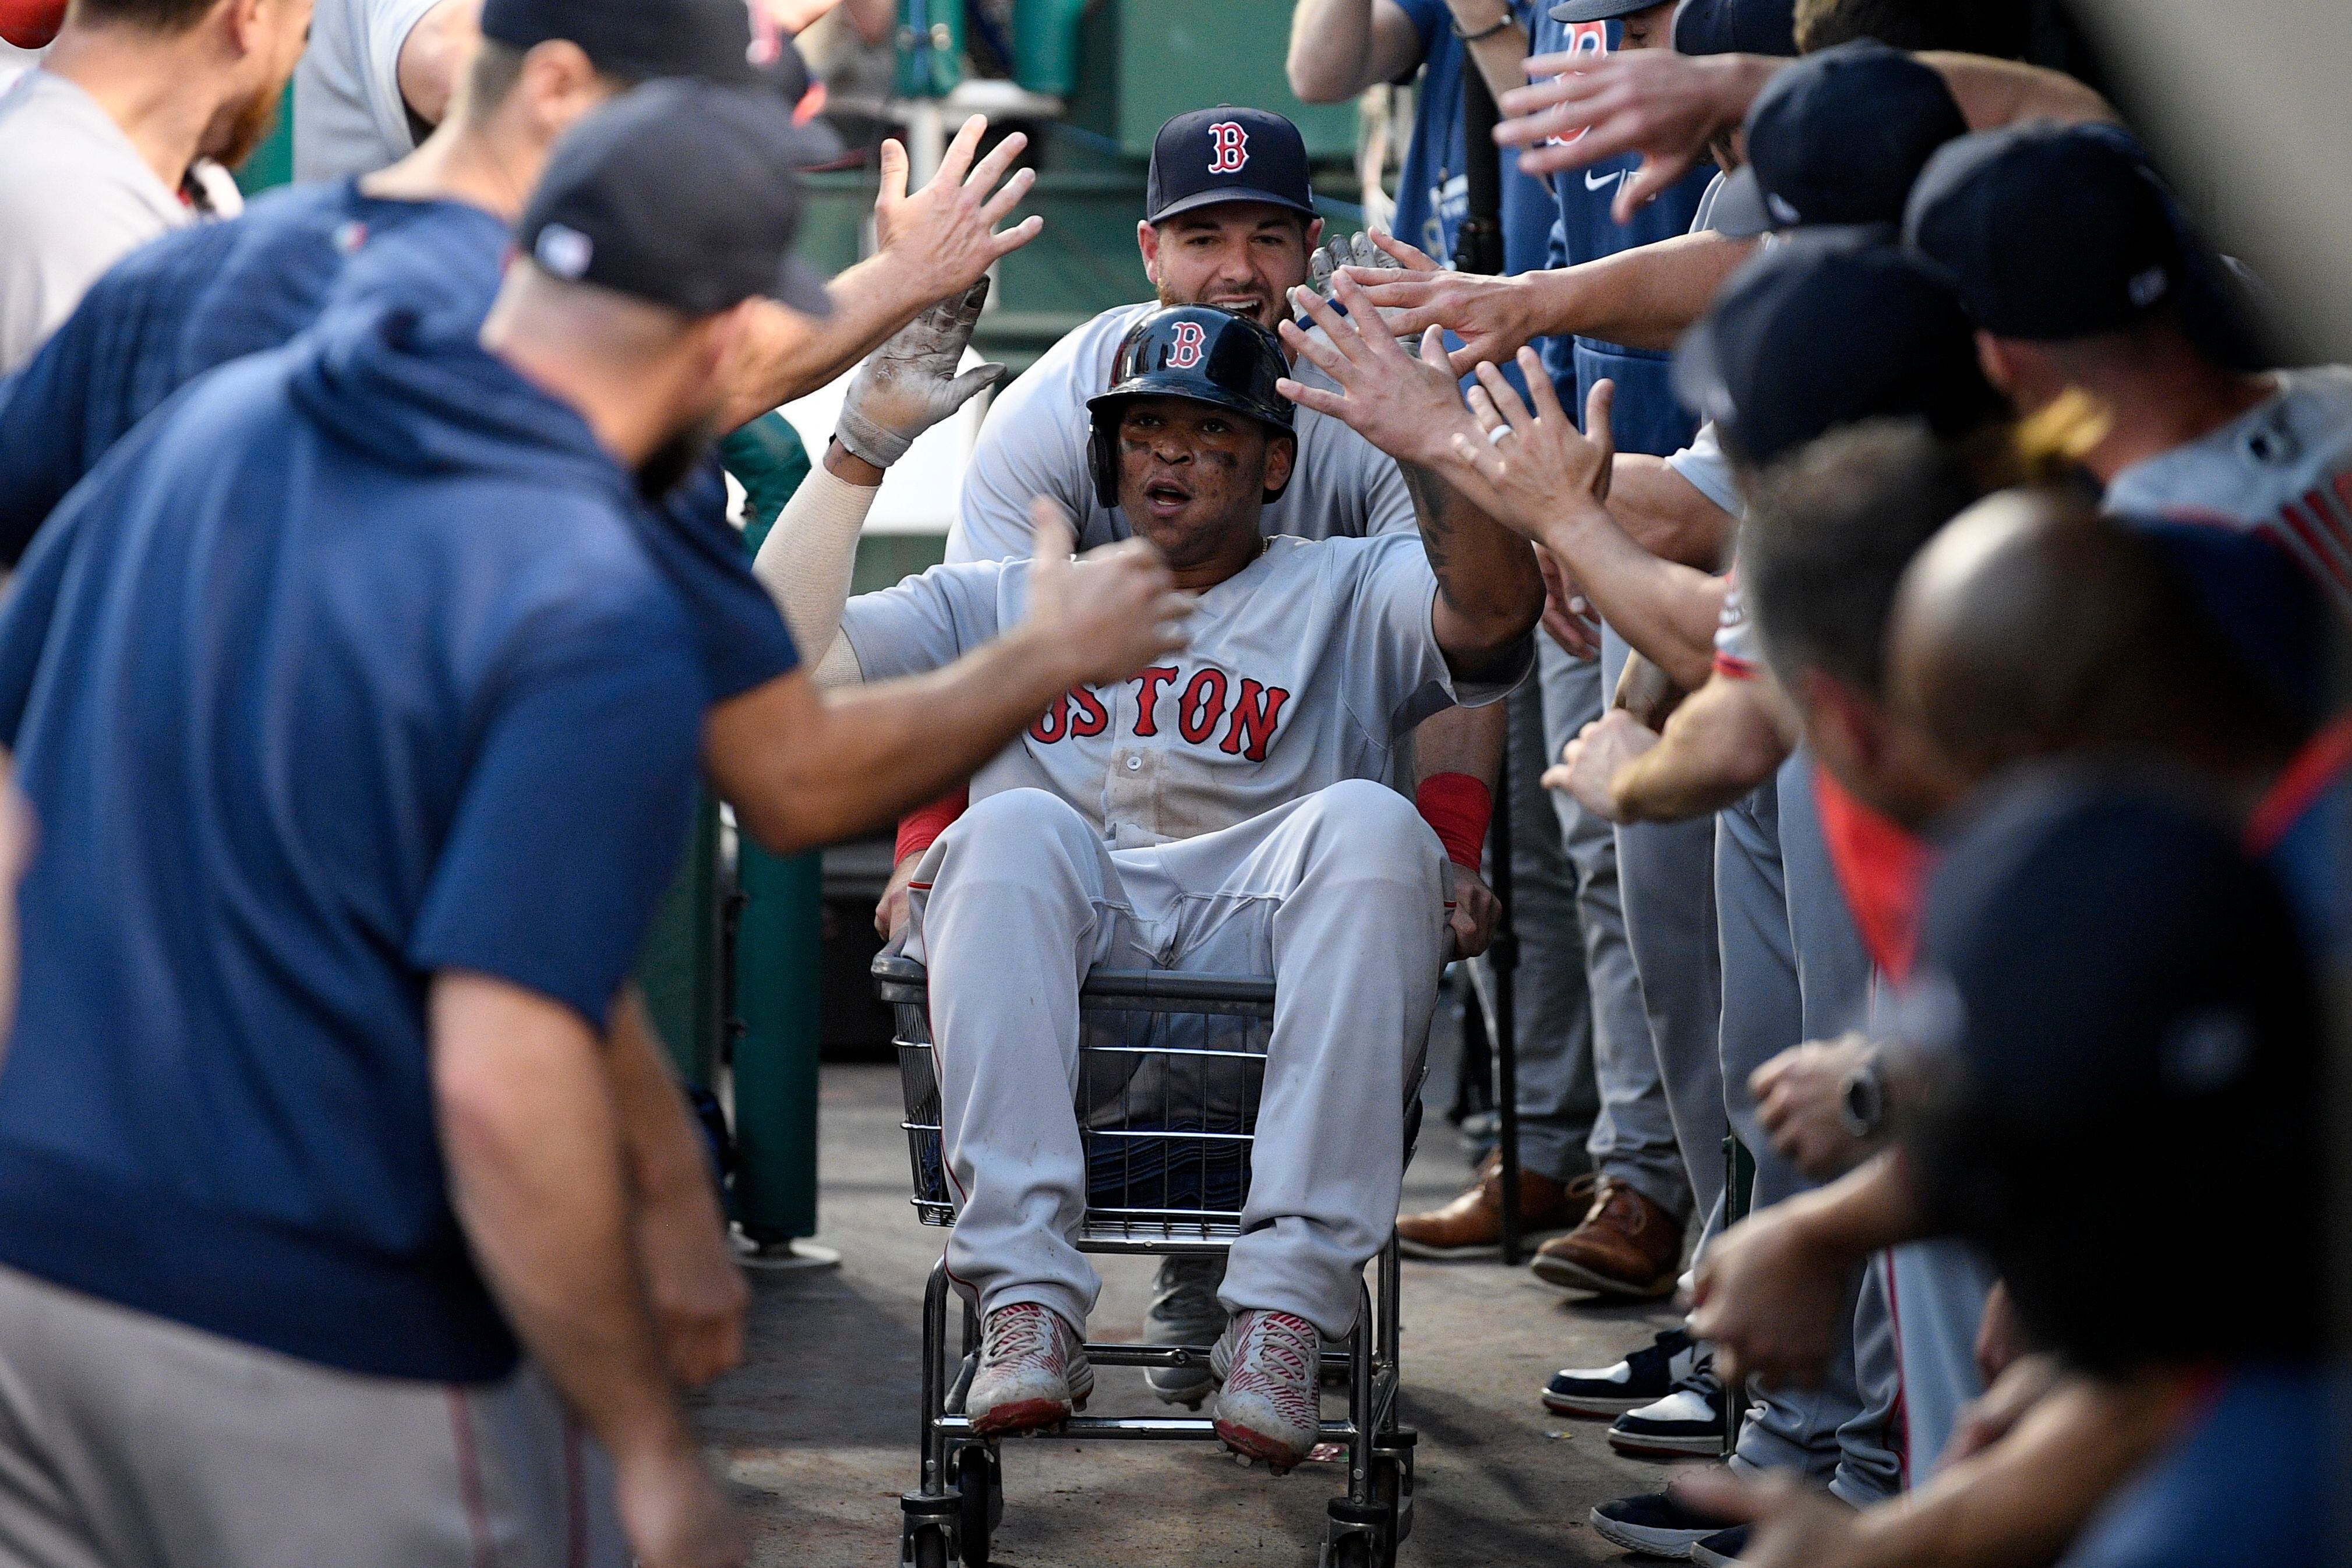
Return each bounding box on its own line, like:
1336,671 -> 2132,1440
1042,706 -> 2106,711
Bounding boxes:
695,1061 -> 1688,1567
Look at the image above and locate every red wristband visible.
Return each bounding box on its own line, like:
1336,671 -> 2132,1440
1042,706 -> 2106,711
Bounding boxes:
895,787 -> 970,864
1415,773 -> 1492,871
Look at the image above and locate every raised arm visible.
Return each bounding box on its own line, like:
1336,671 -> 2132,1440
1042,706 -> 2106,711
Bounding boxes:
1286,0 -> 1426,103
1277,274 -> 1544,677
714,119 -> 1043,430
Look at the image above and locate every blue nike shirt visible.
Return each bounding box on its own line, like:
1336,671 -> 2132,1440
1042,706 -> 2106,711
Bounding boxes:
0,299 -> 707,1382
0,178 -> 797,705
1528,12 -> 1716,457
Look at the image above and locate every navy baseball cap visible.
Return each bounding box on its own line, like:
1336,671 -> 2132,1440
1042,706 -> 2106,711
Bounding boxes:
1146,107 -> 1318,225
1904,121 -> 2185,340
520,79 -> 834,317
1710,40 -> 1968,238
1671,0 -> 1797,57
1902,777 -> 2323,1372
1550,0 -> 1672,22
1674,235 -> 2004,467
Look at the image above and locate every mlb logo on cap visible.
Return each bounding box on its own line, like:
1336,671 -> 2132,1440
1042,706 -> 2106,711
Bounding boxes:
1146,107 -> 1319,224
534,223 -> 596,281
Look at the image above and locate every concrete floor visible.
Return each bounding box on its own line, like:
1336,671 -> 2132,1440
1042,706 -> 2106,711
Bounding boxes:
698,1062 -> 1689,1567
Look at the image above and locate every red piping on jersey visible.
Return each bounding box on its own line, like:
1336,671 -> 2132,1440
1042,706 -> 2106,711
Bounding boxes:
2245,713 -> 2352,856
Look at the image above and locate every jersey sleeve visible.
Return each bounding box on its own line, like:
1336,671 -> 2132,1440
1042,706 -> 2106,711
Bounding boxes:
1359,444 -> 1419,536
839,560 -> 1011,681
948,349 -> 1100,564
406,582 -> 707,1027
1666,419 -> 1746,518
1334,534 -> 1527,740
356,0 -> 445,159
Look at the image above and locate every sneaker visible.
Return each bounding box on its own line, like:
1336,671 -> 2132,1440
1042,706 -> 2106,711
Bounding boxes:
1144,1255 -> 1225,1408
1208,1309 -> 1322,1472
1396,1152 -> 1594,1260
1541,1326 -> 1696,1417
1528,1176 -> 1684,1298
966,1303 -> 1093,1438
1608,1363 -> 1734,1458
1690,1525 -> 1750,1567
1589,1491 -> 1744,1559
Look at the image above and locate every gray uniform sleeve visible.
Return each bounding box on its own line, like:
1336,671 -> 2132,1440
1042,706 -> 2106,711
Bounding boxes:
839,560 -> 1012,680
1666,421 -> 1746,518
1333,534 -> 1530,740
947,348 -> 1100,565
1361,447 -> 1419,537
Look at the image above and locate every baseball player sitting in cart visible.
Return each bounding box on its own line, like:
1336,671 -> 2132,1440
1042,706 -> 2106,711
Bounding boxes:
756,289 -> 1556,1472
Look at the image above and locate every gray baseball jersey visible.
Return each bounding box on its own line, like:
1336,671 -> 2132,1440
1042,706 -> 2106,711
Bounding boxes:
945,302 -> 1418,564
2103,365 -> 2352,621
844,532 -> 1526,847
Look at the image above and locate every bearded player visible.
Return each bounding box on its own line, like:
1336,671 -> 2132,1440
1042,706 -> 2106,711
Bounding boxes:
755,302 -> 1548,1470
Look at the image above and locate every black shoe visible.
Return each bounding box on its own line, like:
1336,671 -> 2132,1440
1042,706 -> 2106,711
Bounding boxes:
1690,1524 -> 1750,1566
1607,1362 -> 1734,1458
1589,1491 -> 1743,1559
1541,1326 -> 1696,1417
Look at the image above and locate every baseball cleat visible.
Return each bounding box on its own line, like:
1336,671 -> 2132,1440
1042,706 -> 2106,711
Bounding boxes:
966,1302 -> 1093,1437
1209,1309 -> 1322,1472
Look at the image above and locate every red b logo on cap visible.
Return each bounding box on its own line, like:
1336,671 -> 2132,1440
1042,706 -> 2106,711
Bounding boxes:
1207,121 -> 1249,174
1168,321 -> 1207,369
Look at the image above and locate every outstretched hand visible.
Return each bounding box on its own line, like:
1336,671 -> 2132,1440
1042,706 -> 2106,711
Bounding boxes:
1276,272 -> 1475,468
1336,231 -> 1541,377
1496,50 -> 1769,221
1439,355 -> 1616,541
872,118 -> 1044,302
836,277 -> 1006,468
1023,500 -> 1195,687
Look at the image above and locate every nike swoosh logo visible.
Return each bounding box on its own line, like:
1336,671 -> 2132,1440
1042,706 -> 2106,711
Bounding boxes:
1585,168 -> 1624,191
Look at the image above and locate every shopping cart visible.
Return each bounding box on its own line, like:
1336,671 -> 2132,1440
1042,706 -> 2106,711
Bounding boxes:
875,951 -> 1418,1568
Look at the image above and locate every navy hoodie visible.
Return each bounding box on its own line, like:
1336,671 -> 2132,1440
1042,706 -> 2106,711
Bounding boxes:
0,299 -> 704,1381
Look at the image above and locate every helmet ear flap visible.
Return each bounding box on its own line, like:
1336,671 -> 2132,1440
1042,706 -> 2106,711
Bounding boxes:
1088,414 -> 1121,512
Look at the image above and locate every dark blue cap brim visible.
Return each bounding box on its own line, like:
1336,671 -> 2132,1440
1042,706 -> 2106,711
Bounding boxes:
1147,185 -> 1320,225
1551,0 -> 1669,21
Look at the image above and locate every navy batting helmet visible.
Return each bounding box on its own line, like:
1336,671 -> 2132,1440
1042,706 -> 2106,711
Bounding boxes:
1086,306 -> 1297,511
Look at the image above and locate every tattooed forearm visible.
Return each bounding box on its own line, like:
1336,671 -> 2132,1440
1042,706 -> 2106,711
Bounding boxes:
1401,460 -> 1454,575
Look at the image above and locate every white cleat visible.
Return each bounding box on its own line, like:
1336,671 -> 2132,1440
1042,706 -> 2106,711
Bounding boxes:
965,1303 -> 1093,1438
1209,1309 -> 1322,1473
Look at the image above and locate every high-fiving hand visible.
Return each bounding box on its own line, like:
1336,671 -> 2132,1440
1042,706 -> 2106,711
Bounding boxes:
1277,273 -> 1478,468
1022,500 -> 1195,688
871,116 -> 1044,303
836,277 -> 1006,469
1439,351 -> 1618,540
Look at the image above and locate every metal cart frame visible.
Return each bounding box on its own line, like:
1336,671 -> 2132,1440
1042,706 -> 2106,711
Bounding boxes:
875,952 -> 1418,1568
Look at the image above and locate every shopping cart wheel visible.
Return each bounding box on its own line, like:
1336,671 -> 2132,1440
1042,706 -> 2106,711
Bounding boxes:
901,1492 -> 958,1568
953,1443 -> 1001,1566
1320,1498 -> 1388,1568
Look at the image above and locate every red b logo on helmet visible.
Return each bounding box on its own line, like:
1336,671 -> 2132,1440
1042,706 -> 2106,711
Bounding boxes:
1206,121 -> 1249,174
1167,321 -> 1207,370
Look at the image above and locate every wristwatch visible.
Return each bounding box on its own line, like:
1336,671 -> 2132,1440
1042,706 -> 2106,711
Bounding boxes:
1838,1055 -> 1888,1140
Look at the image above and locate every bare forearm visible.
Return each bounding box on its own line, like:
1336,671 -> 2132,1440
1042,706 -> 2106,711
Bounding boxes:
1612,454 -> 1739,568
1451,5 -> 1534,106
1922,52 -> 2116,131
435,977 -> 684,1465
1537,508 -> 1724,687
1609,674 -> 1790,822
1517,231 -> 1756,352
394,0 -> 474,128
720,265 -> 929,430
608,990 -> 722,1211
1289,0 -> 1415,101
1845,1373 -> 2177,1568
711,628 -> 1086,855
1411,699 -> 1506,793
1407,462 -> 1546,671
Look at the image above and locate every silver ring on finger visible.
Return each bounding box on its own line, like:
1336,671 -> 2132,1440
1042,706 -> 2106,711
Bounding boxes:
1487,423 -> 1516,446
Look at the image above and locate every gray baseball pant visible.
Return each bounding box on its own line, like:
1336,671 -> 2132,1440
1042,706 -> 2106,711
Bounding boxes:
1716,769 -> 1900,1505
1535,637 -> 1690,1213
1599,628 -> 1726,1244
1884,1240 -> 1999,1479
0,1265 -> 623,1568
1479,675 -> 1603,1188
908,782 -> 1447,1341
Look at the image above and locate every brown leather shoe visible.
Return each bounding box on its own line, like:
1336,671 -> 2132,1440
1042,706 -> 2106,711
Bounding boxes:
1528,1177 -> 1683,1297
1396,1153 -> 1595,1260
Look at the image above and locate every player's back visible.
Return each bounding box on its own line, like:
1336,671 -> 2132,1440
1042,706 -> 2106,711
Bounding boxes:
0,179 -> 508,560
0,298 -> 703,1378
